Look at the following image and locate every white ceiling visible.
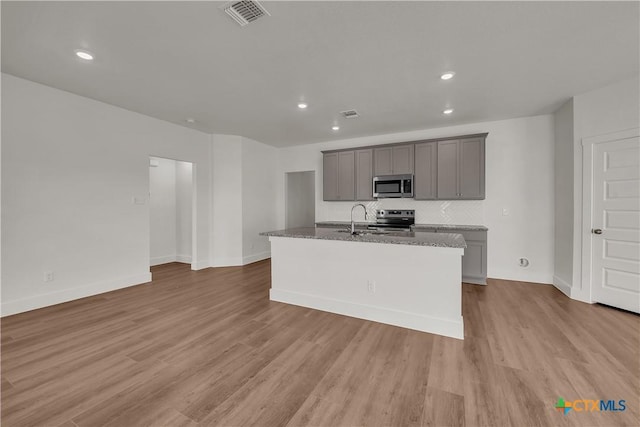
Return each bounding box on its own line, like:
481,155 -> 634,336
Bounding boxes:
2,1 -> 638,147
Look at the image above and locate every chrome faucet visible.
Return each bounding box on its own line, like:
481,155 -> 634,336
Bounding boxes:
350,204 -> 368,235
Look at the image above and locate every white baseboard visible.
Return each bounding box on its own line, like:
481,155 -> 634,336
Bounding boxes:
176,254 -> 192,263
242,251 -> 271,265
488,269 -> 553,285
1,272 -> 152,317
150,255 -> 176,266
190,260 -> 210,270
552,275 -> 572,298
270,288 -> 464,340
210,257 -> 243,267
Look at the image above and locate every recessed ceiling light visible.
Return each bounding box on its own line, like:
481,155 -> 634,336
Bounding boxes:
75,49 -> 94,61
297,103 -> 308,109
443,108 -> 454,115
440,72 -> 455,80
332,125 -> 340,131
186,118 -> 196,124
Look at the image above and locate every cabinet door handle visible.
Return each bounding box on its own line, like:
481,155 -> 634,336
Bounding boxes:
592,228 -> 603,235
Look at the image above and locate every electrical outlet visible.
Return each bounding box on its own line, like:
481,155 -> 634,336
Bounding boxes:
367,280 -> 376,293
44,271 -> 55,282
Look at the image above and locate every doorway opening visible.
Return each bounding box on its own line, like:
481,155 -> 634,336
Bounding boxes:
285,171 -> 316,228
149,156 -> 194,267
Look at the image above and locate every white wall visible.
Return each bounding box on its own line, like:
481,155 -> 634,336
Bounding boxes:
277,115 -> 555,284
569,75 -> 640,301
175,160 -> 193,263
286,171 -> 316,228
553,99 -> 574,295
210,135 -> 277,266
241,137 -> 277,264
149,157 -> 177,265
211,135 -> 243,266
2,74 -> 212,316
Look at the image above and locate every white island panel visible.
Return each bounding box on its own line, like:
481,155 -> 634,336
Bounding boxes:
269,236 -> 464,339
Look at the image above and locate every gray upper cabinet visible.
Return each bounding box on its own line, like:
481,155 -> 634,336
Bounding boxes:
323,133 -> 486,202
355,149 -> 374,201
392,145 -> 414,174
373,144 -> 414,175
436,140 -> 459,199
437,137 -> 485,200
323,152 -> 338,201
414,141 -> 438,200
323,151 -> 355,201
459,138 -> 485,199
373,147 -> 393,175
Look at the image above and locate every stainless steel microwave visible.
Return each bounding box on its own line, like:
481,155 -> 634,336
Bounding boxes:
373,174 -> 413,198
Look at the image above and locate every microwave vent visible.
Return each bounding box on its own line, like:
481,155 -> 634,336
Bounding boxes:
224,1 -> 270,27
341,110 -> 360,119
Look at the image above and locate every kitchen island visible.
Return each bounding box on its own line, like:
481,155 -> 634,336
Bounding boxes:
260,227 -> 466,339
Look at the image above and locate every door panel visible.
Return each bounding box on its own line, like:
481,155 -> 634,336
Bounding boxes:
323,153 -> 338,201
374,147 -> 393,176
414,142 -> 437,199
392,144 -> 414,174
592,136 -> 640,313
355,149 -> 374,201
459,138 -> 485,199
337,151 -> 355,201
437,140 -> 459,199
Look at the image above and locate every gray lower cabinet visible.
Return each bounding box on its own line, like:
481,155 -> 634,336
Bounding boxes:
323,151 -> 355,201
414,141 -> 437,199
458,230 -> 487,285
355,149 -> 374,200
437,137 -> 485,200
419,228 -> 487,284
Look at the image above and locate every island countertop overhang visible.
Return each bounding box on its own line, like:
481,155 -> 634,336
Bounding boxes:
260,227 -> 466,249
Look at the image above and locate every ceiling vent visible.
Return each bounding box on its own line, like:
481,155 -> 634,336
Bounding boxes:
224,1 -> 270,27
341,110 -> 360,119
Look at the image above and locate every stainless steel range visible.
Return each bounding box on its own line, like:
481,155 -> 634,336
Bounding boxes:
368,209 -> 415,232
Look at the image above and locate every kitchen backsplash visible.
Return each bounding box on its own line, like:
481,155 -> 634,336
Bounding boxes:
318,199 -> 484,225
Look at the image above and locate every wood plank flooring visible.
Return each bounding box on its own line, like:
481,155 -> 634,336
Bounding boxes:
2,260 -> 639,426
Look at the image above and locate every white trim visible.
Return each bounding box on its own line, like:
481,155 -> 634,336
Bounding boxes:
1,273 -> 152,317
176,254 -> 192,263
270,288 -> 464,340
242,251 -> 271,265
552,275 -> 572,298
487,270 -> 553,285
190,260 -> 210,270
150,255 -> 177,266
463,277 -> 487,286
210,257 -> 243,267
580,128 -> 640,305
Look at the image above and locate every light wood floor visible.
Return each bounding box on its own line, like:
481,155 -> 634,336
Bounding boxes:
2,261 -> 639,426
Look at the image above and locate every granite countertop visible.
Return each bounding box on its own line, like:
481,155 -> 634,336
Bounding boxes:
314,221 -> 373,229
260,227 -> 466,249
412,224 -> 488,232
315,221 -> 488,232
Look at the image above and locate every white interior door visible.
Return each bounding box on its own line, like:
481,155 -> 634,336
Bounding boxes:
591,135 -> 640,313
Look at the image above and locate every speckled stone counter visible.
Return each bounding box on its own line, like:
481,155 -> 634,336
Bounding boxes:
260,227 -> 466,249
315,221 -> 487,232
314,221 -> 372,229
412,224 -> 488,232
